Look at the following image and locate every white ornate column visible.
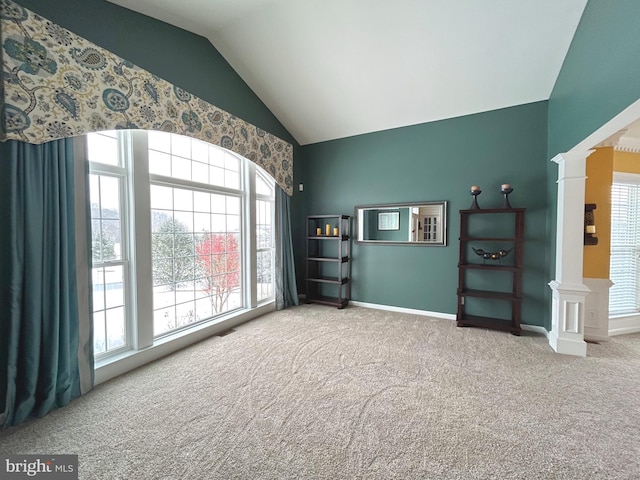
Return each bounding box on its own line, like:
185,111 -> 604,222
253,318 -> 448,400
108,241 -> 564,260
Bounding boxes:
548,151 -> 593,356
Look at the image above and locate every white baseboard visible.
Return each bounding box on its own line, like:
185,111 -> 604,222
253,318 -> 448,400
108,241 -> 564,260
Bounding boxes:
349,300 -> 456,320
609,315 -> 640,336
521,324 -> 550,338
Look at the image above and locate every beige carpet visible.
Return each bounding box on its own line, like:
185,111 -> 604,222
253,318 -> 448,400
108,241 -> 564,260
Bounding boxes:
1,304 -> 640,479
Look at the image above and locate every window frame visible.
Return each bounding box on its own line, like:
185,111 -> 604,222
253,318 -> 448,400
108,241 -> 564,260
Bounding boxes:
86,131 -> 133,359
255,169 -> 276,303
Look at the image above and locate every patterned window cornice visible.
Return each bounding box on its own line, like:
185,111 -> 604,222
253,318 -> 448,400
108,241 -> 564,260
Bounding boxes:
0,0 -> 294,195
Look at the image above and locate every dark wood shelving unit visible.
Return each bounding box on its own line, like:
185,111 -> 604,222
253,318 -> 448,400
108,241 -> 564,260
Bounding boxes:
456,208 -> 525,335
306,215 -> 351,308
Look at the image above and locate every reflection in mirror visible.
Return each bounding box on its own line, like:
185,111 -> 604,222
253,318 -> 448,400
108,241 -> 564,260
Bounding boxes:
355,201 -> 447,245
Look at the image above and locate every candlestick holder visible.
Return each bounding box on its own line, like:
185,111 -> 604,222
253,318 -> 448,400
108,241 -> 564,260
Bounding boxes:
501,187 -> 513,209
470,189 -> 481,209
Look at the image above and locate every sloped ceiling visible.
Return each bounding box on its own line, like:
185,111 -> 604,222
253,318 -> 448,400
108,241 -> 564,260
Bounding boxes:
107,0 -> 588,145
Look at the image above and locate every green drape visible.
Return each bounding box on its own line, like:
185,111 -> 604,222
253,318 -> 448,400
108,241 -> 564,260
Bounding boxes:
275,187 -> 299,310
0,139 -> 86,427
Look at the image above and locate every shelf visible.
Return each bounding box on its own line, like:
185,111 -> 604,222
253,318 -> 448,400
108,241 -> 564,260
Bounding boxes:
308,276 -> 349,285
307,235 -> 350,240
308,214 -> 351,220
306,256 -> 349,263
458,289 -> 521,301
457,314 -> 521,335
459,208 -> 526,214
460,236 -> 518,242
306,214 -> 351,309
306,295 -> 349,309
457,208 -> 525,335
458,264 -> 522,272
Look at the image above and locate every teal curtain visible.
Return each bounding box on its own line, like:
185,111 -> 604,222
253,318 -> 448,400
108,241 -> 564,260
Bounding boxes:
0,139 -> 88,427
275,187 -> 299,310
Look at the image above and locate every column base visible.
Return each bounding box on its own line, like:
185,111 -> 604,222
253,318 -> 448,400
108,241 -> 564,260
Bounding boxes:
548,330 -> 587,356
548,280 -> 589,357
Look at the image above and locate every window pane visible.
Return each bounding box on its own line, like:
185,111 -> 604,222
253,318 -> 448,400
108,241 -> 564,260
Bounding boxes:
101,220 -> 121,259
193,191 -> 210,213
194,212 -> 211,233
93,310 -> 106,355
193,161 -> 209,184
87,131 -> 119,166
257,200 -> 273,250
176,301 -> 196,327
174,188 -> 193,212
154,306 -> 175,336
257,250 -> 274,302
195,297 -> 213,321
227,197 -> 241,215
89,175 -> 100,206
256,174 -> 273,196
152,185 -> 244,336
104,265 -> 125,310
151,210 -> 172,232
211,194 -> 226,213
149,150 -> 171,176
174,211 -> 194,232
225,170 -> 240,189
171,134 -> 191,158
209,146 -> 224,167
148,130 -> 171,153
225,154 -> 239,172
209,166 -> 225,187
172,156 -> 191,181
150,185 -> 173,210
212,214 -> 226,232
152,288 -> 172,312
106,306 -> 126,350
192,141 -> 208,163
227,215 -> 240,233
92,267 -> 105,311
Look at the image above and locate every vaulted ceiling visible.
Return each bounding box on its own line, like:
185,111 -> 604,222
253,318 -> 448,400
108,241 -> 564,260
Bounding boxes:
107,0 -> 588,145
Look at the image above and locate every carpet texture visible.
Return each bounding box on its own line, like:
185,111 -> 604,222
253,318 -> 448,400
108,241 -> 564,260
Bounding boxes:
1,304 -> 640,479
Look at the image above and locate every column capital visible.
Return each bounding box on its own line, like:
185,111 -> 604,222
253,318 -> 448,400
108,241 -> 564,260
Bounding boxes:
550,150 -> 595,165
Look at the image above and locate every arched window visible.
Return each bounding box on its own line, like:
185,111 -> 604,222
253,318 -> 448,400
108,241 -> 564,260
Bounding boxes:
85,130 -> 275,358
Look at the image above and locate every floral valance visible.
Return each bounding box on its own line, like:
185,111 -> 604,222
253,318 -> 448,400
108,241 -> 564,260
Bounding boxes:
0,0 -> 293,195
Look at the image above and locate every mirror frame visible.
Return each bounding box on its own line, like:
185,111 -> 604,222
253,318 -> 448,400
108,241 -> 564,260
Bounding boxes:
354,201 -> 448,246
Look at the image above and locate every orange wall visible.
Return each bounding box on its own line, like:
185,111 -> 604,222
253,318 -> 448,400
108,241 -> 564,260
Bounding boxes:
614,150 -> 640,174
583,149 -> 640,279
583,148 -> 613,279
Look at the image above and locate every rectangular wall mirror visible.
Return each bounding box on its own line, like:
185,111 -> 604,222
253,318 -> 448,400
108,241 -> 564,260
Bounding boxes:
355,201 -> 447,245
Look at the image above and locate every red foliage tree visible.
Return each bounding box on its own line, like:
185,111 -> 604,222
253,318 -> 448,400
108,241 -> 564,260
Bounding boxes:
196,233 -> 241,313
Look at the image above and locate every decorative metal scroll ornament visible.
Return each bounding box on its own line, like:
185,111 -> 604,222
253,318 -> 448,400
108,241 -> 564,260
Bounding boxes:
471,247 -> 512,264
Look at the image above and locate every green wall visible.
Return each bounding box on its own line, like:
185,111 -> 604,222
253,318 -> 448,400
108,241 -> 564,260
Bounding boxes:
299,102 -> 549,326
548,0 -> 640,157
